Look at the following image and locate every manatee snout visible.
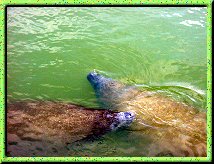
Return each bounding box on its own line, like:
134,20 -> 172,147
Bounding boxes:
110,111 -> 135,131
119,111 -> 135,123
87,72 -> 102,88
87,71 -> 97,81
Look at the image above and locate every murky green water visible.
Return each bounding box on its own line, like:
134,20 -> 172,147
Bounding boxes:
7,7 -> 207,156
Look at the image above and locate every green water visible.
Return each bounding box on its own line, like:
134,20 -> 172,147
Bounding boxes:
7,7 -> 207,156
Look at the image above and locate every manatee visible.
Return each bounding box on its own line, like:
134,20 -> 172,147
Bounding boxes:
7,101 -> 134,156
87,71 -> 207,157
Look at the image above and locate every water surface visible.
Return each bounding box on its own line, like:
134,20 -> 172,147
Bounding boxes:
7,7 -> 207,156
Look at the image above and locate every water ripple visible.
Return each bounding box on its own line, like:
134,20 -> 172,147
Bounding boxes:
180,20 -> 205,27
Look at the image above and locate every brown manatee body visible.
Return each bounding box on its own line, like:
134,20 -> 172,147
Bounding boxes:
87,72 -> 207,157
7,101 -> 134,156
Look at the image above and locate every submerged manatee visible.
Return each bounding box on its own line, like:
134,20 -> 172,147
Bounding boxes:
7,101 -> 134,156
87,72 -> 207,157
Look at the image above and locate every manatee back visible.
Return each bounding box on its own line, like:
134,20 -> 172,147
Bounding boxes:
119,93 -> 207,157
95,80 -> 140,110
7,101 -> 134,156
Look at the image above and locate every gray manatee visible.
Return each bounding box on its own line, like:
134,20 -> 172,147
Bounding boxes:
87,71 -> 207,157
7,101 -> 134,156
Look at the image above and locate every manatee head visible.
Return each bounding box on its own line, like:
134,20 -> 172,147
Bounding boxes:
86,110 -> 135,141
109,111 -> 135,131
87,71 -> 139,109
87,71 -> 123,92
